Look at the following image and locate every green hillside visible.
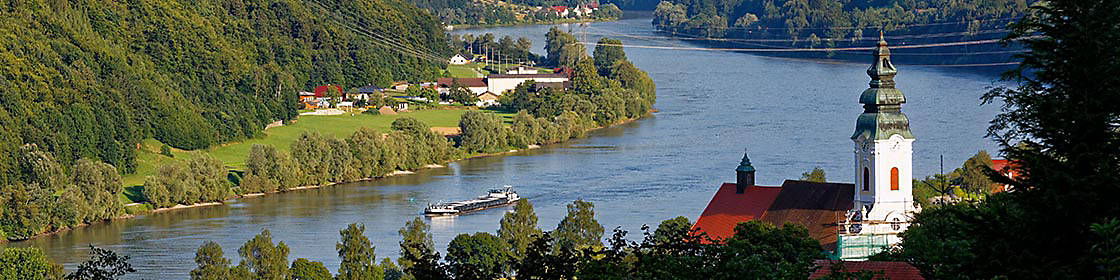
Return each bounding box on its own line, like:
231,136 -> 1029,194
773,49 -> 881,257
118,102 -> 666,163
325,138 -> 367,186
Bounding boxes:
0,0 -> 450,185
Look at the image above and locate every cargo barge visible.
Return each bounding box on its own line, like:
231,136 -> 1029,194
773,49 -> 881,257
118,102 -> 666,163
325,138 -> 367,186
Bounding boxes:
424,186 -> 520,216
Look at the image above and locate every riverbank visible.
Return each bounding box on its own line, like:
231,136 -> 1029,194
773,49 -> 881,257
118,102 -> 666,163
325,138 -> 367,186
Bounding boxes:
15,111 -> 651,242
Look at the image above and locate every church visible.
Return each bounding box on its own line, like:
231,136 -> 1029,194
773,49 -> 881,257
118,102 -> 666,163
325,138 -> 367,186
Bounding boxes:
692,35 -> 920,260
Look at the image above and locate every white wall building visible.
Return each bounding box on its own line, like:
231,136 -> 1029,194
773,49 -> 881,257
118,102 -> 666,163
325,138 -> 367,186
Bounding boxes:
506,66 -> 539,75
486,73 -> 568,95
840,35 -> 919,260
449,54 -> 469,65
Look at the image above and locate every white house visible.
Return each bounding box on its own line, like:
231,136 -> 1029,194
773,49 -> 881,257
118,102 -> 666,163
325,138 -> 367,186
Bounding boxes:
506,66 -> 539,75
486,73 -> 568,95
449,54 -> 469,65
475,92 -> 500,107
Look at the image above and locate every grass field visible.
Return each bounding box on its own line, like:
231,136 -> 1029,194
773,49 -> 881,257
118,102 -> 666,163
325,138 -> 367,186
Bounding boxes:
119,109 -> 470,198
118,107 -> 520,204
446,64 -> 484,78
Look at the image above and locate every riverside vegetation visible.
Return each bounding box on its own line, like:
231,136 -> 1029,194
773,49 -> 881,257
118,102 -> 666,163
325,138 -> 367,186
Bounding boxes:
4,199 -> 868,279
0,28 -> 656,242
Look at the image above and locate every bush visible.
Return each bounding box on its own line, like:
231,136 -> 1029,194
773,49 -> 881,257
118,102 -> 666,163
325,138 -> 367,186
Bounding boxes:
160,144 -> 173,158
141,184 -> 171,209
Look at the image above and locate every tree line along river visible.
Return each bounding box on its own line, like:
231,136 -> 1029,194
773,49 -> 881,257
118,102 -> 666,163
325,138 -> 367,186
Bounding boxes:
5,14 -> 1004,278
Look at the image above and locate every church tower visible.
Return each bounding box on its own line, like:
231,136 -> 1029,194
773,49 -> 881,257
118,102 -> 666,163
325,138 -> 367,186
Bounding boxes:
850,34 -> 916,234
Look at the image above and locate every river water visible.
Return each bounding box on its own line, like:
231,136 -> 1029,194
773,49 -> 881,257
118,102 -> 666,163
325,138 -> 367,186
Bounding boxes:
7,15 -> 1006,278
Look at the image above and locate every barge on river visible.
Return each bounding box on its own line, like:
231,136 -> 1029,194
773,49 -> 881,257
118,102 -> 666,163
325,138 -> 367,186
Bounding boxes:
425,186 -> 520,216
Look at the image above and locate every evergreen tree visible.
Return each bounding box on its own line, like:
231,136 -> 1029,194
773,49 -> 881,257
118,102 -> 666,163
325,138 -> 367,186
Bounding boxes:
891,0 -> 1120,278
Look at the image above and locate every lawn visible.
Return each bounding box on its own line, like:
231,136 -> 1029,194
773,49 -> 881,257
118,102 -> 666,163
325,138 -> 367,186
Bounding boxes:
446,64 -> 484,78
120,109 -> 469,191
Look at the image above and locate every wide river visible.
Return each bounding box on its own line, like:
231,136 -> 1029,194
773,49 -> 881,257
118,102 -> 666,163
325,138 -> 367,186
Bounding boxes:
9,14 -> 1006,278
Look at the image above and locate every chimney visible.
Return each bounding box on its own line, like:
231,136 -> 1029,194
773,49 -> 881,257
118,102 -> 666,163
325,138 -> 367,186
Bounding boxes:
735,153 -> 756,193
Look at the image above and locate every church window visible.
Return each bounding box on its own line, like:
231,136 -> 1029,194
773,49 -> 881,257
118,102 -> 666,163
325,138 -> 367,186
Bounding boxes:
862,167 -> 870,191
890,167 -> 900,190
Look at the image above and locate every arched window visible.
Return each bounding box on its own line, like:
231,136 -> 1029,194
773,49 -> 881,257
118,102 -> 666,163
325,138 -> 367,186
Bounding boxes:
890,167 -> 900,191
862,167 -> 870,191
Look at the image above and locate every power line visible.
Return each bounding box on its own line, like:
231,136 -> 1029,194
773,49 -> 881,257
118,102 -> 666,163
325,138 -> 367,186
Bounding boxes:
650,16 -> 1021,31
302,0 -> 449,63
578,37 -> 1026,52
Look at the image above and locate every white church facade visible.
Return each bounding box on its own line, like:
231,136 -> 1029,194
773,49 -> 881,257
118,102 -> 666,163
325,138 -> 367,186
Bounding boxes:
691,34 -> 919,261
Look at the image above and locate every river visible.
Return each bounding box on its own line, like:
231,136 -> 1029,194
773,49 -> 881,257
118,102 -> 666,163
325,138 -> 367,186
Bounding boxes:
6,14 -> 1006,278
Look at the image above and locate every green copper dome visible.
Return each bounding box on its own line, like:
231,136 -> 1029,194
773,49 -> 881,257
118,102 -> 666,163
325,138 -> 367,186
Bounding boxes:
852,34 -> 914,141
736,153 -> 756,172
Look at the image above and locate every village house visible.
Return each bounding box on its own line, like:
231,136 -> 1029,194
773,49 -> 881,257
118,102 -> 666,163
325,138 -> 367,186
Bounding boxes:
476,92 -> 500,107
692,36 -> 918,261
486,73 -> 569,95
506,66 -> 539,75
449,54 -> 470,65
549,6 -> 568,17
314,85 -> 344,100
351,84 -> 384,101
991,159 -> 1019,192
298,91 -> 316,102
437,77 -> 488,95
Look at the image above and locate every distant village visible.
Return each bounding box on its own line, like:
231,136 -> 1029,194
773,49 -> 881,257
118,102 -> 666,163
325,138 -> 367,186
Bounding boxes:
298,54 -> 571,115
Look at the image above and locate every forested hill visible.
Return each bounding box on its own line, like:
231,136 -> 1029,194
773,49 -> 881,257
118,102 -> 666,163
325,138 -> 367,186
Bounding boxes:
0,0 -> 448,181
651,0 -> 1036,64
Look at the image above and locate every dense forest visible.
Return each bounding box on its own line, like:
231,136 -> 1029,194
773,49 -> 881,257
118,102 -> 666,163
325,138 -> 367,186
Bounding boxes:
0,0 -> 450,185
651,0 -> 1036,63
0,0 -> 451,241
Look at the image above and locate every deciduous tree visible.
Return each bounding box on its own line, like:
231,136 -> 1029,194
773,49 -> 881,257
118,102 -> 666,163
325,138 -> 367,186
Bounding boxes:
337,223 -> 383,280
553,199 -> 604,251
237,229 -> 289,280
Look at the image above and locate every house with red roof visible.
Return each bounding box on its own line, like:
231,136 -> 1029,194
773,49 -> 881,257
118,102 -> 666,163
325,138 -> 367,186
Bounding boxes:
809,260 -> 924,280
692,154 -> 854,250
693,35 -> 919,261
990,158 -> 1019,192
314,84 -> 344,98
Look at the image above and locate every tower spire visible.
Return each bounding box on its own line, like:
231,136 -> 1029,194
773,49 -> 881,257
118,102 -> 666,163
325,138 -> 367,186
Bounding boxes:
867,31 -> 897,89
853,33 -> 911,140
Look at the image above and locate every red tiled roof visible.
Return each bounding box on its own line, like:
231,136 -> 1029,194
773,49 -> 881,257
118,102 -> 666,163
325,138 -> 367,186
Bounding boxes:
990,158 -> 1021,192
437,78 -> 487,88
809,260 -> 924,280
691,183 -> 782,241
314,85 -> 343,98
691,180 -> 854,248
760,180 -> 854,250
